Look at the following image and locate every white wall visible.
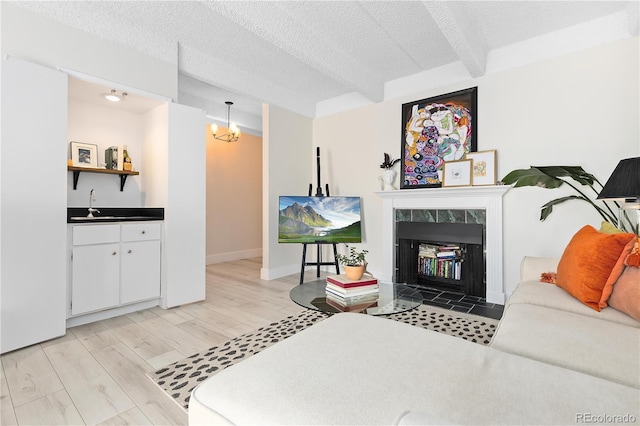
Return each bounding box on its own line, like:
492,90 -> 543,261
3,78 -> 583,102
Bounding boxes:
67,98 -> 145,207
313,37 -> 639,297
206,126 -> 263,264
261,104 -> 313,279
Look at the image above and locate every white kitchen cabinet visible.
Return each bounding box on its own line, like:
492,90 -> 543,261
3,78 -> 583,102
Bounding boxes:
71,243 -> 120,315
121,223 -> 162,305
69,222 -> 162,317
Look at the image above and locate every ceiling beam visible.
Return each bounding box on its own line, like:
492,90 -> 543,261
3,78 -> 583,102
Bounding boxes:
201,0 -> 384,103
178,43 -> 317,118
422,1 -> 487,78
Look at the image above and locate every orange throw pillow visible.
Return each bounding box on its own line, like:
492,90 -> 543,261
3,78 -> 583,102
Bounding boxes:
607,267 -> 640,321
555,225 -> 635,311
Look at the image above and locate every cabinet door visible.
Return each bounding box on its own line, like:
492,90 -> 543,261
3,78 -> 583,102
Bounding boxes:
120,241 -> 161,304
71,244 -> 120,315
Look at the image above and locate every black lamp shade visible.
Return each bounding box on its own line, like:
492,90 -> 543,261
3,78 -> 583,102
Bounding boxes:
597,157 -> 640,201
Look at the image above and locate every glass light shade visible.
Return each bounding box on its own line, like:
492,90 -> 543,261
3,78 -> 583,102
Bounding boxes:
230,123 -> 240,136
618,203 -> 640,235
210,123 -> 219,134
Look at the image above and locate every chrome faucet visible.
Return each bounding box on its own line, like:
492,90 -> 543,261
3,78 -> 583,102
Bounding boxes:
87,189 -> 100,217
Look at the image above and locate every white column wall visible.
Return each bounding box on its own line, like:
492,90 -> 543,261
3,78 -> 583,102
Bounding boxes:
261,104 -> 313,279
1,57 -> 68,353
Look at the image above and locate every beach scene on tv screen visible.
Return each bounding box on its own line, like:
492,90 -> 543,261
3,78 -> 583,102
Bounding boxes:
278,196 -> 362,243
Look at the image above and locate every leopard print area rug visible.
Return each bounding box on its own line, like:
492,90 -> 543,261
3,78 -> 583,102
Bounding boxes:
148,305 -> 498,411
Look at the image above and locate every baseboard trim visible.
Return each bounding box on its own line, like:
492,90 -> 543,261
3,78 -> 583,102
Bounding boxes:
206,249 -> 263,265
260,263 -> 301,280
66,299 -> 160,328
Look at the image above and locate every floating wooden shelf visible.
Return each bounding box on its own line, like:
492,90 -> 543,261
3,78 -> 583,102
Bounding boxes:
68,166 -> 139,191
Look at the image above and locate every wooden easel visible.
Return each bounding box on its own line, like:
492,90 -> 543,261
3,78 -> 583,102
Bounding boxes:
300,148 -> 340,284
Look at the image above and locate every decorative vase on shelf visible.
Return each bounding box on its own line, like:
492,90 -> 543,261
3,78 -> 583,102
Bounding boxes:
122,145 -> 133,171
381,169 -> 397,191
379,153 -> 400,191
344,265 -> 366,281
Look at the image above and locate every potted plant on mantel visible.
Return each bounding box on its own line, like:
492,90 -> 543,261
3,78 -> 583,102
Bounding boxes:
336,246 -> 369,281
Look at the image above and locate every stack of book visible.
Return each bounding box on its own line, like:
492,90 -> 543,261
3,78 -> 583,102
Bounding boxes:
418,243 -> 463,280
325,274 -> 379,312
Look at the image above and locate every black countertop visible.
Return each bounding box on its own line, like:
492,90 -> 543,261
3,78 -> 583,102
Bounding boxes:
67,207 -> 164,223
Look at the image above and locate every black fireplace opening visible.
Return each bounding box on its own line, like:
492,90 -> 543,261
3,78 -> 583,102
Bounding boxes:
395,221 -> 485,298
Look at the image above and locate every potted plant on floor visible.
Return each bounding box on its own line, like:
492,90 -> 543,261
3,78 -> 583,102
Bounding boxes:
336,246 -> 369,280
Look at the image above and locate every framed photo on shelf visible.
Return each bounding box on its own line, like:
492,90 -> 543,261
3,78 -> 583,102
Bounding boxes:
400,87 -> 478,189
70,141 -> 98,168
442,159 -> 472,187
465,150 -> 497,186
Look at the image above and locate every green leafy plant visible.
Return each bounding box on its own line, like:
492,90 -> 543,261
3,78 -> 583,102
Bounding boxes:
380,153 -> 400,170
335,246 -> 368,266
501,165 -> 636,233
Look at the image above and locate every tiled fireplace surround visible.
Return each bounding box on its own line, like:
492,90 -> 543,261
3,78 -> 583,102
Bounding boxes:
376,186 -> 510,305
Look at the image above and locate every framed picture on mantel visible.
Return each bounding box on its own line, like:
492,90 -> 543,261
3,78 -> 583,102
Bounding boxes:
442,159 -> 472,187
70,141 -> 98,168
400,87 -> 477,189
465,149 -> 497,186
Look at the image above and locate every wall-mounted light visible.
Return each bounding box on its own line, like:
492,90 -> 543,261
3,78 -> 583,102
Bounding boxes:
102,89 -> 127,102
211,101 -> 240,142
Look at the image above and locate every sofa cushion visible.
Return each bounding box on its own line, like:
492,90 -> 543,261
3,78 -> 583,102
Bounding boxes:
555,225 -> 635,310
599,220 -> 624,234
490,303 -> 640,388
507,280 -> 640,328
189,313 -> 639,425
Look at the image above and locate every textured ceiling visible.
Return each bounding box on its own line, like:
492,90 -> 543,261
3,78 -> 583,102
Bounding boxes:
11,1 -> 639,131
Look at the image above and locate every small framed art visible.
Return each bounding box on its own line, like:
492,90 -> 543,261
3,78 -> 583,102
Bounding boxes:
70,141 -> 98,168
442,159 -> 472,187
465,150 -> 497,186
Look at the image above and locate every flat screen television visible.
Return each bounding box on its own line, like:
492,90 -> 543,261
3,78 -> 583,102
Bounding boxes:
278,196 -> 362,243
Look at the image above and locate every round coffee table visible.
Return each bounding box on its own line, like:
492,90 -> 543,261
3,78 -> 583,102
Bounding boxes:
290,279 -> 422,315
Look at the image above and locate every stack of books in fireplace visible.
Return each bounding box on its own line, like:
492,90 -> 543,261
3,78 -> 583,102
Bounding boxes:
325,274 -> 379,312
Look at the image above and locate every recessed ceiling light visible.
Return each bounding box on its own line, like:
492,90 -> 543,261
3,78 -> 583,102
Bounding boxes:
102,89 -> 127,102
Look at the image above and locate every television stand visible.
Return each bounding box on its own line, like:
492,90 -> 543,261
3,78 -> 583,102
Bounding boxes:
300,243 -> 340,284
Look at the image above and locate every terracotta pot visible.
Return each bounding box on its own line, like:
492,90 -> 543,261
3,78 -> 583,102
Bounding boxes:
344,265 -> 365,281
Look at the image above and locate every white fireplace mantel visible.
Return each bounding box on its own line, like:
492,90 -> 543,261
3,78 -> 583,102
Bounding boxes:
376,186 -> 510,305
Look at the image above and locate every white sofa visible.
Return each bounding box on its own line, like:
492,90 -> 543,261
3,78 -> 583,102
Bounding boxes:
189,257 -> 640,425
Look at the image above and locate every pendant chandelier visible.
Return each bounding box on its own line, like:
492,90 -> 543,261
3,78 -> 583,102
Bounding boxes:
210,101 -> 240,142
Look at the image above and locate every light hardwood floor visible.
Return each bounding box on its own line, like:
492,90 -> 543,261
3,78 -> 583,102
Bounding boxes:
1,258 -> 319,426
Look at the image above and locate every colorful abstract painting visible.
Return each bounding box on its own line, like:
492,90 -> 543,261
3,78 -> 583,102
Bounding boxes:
400,87 -> 477,189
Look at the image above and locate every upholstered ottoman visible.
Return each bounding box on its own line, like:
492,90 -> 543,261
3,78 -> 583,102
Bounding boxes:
189,313 -> 639,425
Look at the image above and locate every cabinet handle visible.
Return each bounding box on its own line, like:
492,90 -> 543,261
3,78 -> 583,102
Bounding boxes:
112,251 -> 117,256
128,250 -> 132,254
141,230 -> 146,234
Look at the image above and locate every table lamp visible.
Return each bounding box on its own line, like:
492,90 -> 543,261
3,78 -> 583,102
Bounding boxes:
597,157 -> 640,234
